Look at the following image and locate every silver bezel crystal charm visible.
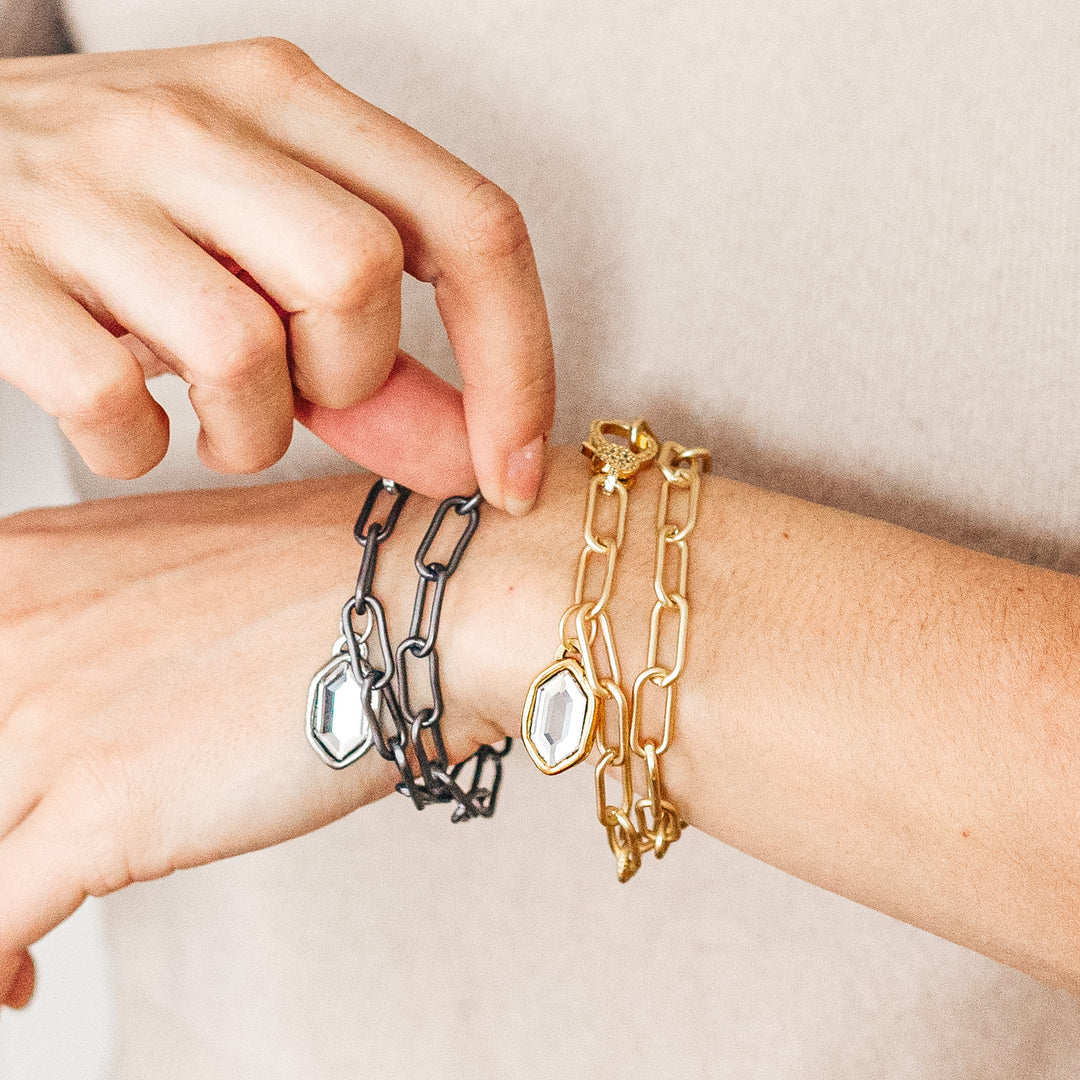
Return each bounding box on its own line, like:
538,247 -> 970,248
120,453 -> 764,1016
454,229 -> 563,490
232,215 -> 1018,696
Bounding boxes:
306,638 -> 377,769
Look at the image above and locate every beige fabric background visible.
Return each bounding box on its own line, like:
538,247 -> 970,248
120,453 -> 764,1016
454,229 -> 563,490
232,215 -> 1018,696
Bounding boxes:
9,0 -> 1080,1076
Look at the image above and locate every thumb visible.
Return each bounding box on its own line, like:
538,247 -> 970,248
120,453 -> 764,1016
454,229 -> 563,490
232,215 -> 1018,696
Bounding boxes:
295,351 -> 476,498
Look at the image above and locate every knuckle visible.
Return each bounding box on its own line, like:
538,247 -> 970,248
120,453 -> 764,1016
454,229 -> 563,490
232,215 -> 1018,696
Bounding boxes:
196,302 -> 286,394
362,225 -> 407,293
48,358 -> 142,430
125,86 -> 196,130
451,180 -> 531,263
313,216 -> 404,313
226,36 -> 318,88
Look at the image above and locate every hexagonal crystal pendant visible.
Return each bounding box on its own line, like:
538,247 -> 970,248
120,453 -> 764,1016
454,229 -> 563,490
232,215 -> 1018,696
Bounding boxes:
522,658 -> 596,774
307,653 -> 375,769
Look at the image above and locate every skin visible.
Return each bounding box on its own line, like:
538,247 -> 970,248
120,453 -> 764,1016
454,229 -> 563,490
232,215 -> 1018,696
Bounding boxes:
2,445 -> 1080,1013
0,39 -> 555,510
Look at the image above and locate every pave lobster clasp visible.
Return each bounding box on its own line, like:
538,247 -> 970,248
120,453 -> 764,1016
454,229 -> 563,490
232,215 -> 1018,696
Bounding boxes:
582,418 -> 660,488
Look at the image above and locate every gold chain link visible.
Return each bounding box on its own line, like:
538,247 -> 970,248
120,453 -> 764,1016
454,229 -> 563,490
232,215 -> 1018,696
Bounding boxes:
522,418 -> 709,882
597,427 -> 708,878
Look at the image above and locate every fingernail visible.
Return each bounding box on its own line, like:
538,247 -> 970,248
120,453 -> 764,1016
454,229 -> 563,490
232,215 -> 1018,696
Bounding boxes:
504,433 -> 548,516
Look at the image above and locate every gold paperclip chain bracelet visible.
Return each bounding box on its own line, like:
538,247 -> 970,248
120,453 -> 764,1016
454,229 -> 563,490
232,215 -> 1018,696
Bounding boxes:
521,419 -> 710,881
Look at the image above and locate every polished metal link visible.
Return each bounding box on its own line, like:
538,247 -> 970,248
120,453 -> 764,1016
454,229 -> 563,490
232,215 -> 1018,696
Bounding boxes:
634,741 -> 681,857
573,543 -> 618,618
573,605 -> 620,700
354,476 -> 411,546
646,592 -> 689,686
336,479 -> 509,821
583,471 -> 628,552
655,453 -> 702,541
583,421 -> 707,878
621,437 -> 708,859
630,665 -> 677,757
600,802 -> 642,883
415,491 -> 482,578
653,528 -> 689,609
593,677 -> 628,767
522,417 -> 707,878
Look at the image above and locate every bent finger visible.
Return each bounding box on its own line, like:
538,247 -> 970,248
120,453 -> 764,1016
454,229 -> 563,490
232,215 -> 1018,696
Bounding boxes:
1,950 -> 35,1010
295,112 -> 552,511
45,211 -> 295,473
0,257 -> 168,479
194,39 -> 554,510
133,113 -> 402,412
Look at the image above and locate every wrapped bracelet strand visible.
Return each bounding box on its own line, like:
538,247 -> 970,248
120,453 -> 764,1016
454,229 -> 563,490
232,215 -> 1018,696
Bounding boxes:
522,419 -> 709,880
307,477 -> 511,822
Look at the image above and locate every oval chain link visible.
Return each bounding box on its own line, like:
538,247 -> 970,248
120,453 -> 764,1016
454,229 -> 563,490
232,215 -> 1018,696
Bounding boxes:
343,479 -> 509,821
536,421 -> 707,878
578,424 -> 708,879
561,443 -> 638,874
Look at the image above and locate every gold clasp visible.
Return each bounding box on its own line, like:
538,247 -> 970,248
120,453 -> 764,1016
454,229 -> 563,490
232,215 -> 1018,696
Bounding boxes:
582,419 -> 659,487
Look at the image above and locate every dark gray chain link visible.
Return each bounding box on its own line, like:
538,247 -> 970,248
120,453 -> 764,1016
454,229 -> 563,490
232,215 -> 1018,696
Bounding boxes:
342,477 -> 511,821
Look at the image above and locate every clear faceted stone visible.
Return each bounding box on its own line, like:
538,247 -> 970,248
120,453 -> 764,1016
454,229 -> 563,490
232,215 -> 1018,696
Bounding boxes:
315,665 -> 370,761
529,668 -> 589,769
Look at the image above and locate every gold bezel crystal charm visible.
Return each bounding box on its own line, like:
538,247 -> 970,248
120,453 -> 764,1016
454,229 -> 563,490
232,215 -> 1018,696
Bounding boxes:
524,417 -> 708,881
521,657 -> 600,775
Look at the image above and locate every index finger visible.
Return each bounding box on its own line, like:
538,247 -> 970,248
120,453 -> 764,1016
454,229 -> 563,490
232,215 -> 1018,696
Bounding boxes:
202,39 -> 555,513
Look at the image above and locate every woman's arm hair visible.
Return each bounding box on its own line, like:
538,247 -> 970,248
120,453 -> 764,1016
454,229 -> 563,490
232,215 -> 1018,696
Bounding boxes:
2,444 -> 1079,1008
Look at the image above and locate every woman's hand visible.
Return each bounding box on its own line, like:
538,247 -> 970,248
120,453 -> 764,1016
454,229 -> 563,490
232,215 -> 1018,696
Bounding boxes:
0,39 -> 554,510
0,474 -> 529,1012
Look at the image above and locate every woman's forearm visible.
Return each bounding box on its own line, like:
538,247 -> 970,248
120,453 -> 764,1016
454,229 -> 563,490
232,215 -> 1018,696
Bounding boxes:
3,445 -> 1079,1010
411,446 -> 1080,989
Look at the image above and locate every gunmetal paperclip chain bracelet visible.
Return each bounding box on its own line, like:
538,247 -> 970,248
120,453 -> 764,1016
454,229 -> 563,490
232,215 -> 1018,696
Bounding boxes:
521,419 -> 710,880
307,477 -> 511,821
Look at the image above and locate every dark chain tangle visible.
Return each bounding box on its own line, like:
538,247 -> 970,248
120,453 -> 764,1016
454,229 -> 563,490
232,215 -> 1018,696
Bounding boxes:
342,477 -> 512,821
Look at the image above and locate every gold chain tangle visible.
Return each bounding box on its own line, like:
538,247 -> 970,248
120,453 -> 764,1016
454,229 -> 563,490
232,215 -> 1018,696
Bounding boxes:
520,417 -> 710,883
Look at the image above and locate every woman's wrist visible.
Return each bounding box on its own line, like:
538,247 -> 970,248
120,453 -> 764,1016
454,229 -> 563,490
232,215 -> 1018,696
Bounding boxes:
403,442 -> 1080,988
336,446 -> 588,757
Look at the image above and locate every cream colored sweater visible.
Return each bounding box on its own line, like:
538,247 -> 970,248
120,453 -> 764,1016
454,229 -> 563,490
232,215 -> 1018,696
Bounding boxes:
9,1 -> 1080,1076
0,0 -> 66,56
